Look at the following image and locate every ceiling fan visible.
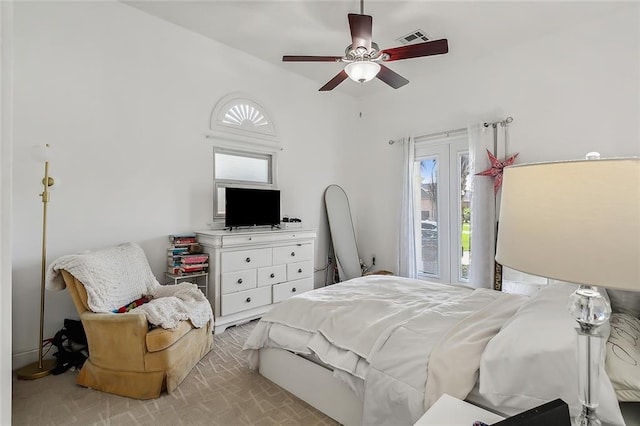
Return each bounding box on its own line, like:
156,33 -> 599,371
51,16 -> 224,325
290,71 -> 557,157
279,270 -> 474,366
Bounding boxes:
282,0 -> 449,91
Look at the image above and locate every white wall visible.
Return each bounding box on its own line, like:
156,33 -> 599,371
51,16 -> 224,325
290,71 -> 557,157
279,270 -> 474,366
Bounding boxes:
350,6 -> 640,274
11,1 -> 357,368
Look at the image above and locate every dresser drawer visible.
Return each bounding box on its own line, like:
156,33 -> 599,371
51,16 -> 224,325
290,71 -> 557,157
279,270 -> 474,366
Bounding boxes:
221,248 -> 272,273
287,260 -> 313,280
219,230 -> 317,247
273,243 -> 313,265
221,286 -> 271,316
257,264 -> 287,287
221,270 -> 257,295
273,278 -> 313,303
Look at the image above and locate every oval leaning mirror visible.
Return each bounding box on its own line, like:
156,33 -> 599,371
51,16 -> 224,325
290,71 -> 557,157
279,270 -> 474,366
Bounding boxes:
324,184 -> 361,281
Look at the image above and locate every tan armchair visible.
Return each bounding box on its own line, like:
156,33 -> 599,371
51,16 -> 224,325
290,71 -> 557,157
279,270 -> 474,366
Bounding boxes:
50,243 -> 213,400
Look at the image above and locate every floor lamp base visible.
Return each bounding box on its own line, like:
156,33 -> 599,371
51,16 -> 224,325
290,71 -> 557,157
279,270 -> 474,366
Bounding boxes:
16,358 -> 57,380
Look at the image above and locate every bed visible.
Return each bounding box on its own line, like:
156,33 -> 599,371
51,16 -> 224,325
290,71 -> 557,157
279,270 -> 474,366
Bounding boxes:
243,275 -> 629,426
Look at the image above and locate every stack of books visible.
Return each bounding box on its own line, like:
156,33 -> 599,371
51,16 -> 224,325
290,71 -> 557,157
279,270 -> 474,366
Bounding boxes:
169,233 -> 198,247
167,233 -> 209,275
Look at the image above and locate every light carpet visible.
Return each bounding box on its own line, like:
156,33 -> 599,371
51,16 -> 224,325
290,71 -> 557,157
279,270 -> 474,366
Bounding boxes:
12,320 -> 337,425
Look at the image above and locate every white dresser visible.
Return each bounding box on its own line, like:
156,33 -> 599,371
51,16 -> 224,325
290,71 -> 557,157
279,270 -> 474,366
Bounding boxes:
196,228 -> 317,334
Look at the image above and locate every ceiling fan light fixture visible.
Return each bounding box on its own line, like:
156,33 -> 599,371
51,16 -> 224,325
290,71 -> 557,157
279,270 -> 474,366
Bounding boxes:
345,61 -> 380,83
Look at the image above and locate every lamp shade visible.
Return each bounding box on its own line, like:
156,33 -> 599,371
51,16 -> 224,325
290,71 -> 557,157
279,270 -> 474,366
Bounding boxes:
345,61 -> 380,83
495,158 -> 639,291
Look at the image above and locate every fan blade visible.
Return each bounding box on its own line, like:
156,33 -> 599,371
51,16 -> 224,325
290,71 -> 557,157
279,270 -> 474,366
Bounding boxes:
381,39 -> 449,62
376,65 -> 409,89
319,70 -> 348,91
283,55 -> 343,62
348,13 -> 372,50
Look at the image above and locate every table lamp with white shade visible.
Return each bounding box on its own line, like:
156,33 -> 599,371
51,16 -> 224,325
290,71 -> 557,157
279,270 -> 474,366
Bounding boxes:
495,155 -> 639,426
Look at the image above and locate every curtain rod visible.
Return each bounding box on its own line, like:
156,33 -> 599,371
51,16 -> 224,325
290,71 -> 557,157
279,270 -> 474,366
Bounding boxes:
388,127 -> 467,145
389,116 -> 514,145
484,116 -> 514,128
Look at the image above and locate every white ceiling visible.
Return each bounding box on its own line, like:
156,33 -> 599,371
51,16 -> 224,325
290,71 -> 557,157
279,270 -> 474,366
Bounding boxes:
124,1 -> 631,97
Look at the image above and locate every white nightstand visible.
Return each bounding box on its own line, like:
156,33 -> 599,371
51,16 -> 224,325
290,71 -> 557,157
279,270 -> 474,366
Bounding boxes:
414,394 -> 505,425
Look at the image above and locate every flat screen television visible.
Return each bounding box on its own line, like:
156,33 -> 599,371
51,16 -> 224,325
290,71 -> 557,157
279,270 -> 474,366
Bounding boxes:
225,187 -> 280,229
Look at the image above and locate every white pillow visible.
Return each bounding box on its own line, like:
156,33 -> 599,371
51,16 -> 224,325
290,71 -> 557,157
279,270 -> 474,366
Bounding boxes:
606,313 -> 640,401
479,283 -> 624,426
547,279 -> 611,305
608,289 -> 640,317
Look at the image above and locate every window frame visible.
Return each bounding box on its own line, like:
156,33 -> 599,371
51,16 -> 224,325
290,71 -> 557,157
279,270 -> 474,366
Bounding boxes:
414,134 -> 469,285
207,93 -> 281,227
209,93 -> 278,147
212,147 -> 277,221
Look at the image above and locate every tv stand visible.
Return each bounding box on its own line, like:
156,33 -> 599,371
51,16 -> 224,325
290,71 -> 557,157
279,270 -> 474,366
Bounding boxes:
196,228 -> 317,334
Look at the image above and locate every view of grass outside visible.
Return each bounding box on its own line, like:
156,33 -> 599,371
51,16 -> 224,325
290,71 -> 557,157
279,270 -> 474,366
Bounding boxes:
462,222 -> 470,251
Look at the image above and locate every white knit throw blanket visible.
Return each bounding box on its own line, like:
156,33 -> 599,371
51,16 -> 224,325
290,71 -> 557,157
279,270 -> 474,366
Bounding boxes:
46,242 -> 213,331
138,282 -> 213,331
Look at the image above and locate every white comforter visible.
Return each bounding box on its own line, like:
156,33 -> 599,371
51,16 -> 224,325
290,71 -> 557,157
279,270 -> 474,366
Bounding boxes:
243,275 -> 526,425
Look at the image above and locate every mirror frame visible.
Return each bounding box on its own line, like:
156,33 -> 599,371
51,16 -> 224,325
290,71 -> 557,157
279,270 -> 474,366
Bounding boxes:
324,185 -> 362,281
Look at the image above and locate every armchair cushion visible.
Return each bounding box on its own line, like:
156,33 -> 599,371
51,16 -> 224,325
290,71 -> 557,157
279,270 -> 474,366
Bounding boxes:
146,321 -> 193,352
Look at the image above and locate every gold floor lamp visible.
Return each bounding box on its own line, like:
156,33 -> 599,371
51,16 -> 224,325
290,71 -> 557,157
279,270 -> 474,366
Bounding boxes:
17,144 -> 57,379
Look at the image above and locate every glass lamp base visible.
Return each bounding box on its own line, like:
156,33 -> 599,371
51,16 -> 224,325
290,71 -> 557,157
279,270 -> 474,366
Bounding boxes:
568,285 -> 611,426
574,405 -> 602,426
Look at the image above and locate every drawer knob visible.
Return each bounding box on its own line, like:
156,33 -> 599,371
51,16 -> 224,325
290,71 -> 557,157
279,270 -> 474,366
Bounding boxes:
291,287 -> 297,293
246,297 -> 251,303
270,273 -> 275,278
237,278 -> 243,284
245,257 -> 251,263
291,252 -> 296,257
298,268 -> 303,273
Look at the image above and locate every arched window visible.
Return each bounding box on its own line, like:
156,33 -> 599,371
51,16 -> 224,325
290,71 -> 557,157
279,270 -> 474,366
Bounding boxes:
207,94 -> 280,226
210,94 -> 276,142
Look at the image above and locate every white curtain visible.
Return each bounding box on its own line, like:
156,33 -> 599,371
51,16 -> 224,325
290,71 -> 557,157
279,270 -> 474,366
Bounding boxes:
398,136 -> 417,278
468,123 -> 500,289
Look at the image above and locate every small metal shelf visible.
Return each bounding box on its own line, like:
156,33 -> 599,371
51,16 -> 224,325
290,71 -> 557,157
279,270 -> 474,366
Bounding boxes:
164,271 -> 208,297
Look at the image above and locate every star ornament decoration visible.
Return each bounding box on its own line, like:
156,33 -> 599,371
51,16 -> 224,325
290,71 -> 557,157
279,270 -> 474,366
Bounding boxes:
475,149 -> 519,193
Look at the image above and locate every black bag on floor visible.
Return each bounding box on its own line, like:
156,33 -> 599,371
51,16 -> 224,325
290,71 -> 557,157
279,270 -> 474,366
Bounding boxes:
51,319 -> 89,375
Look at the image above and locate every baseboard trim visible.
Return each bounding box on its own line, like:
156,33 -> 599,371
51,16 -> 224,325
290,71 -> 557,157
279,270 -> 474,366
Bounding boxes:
12,348 -> 41,370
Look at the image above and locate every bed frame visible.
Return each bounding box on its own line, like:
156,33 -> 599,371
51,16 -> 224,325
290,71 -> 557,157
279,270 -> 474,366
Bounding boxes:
259,345 -> 639,426
258,347 -> 518,425
259,348 -> 362,425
